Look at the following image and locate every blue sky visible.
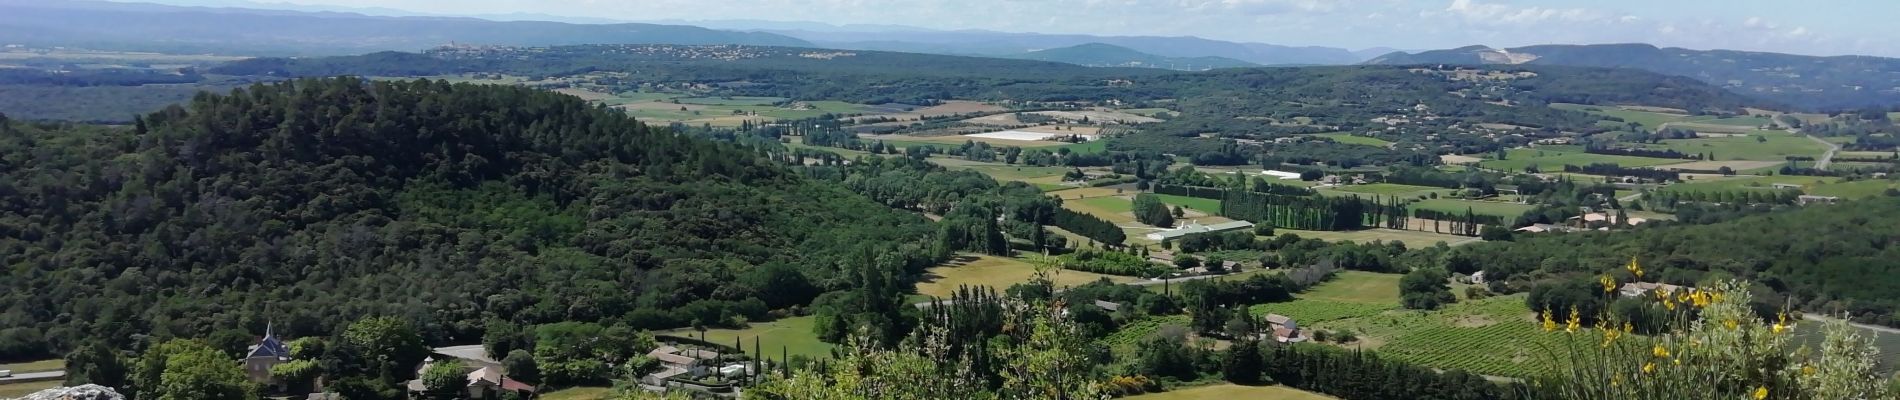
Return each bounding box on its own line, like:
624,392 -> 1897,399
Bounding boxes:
130,0 -> 1900,57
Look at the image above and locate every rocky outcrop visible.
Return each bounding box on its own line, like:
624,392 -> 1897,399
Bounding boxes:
12,384 -> 123,400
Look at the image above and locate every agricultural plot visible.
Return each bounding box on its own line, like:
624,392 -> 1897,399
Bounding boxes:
1480,148 -> 1687,172
1249,300 -> 1396,325
1118,108 -> 1173,118
1313,132 -> 1394,147
865,134 -> 1076,149
1300,271 -> 1402,304
0,380 -> 60,399
1408,199 -> 1536,220
1274,229 -> 1473,248
1312,295 -> 1589,378
675,96 -> 787,106
539,387 -> 614,400
1659,175 -> 1838,194
659,315 -> 834,360
0,359 -> 64,373
1077,196 -> 1135,213
1151,194 -> 1220,214
1628,133 -> 1826,162
1126,384 -> 1337,400
1551,103 -> 1717,130
914,254 -> 1137,298
1327,183 -> 1448,197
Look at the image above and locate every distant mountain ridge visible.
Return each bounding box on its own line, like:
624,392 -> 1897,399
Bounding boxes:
771,29 -> 1369,65
1365,43 -> 1900,110
1006,43 -> 1257,71
0,0 -> 812,56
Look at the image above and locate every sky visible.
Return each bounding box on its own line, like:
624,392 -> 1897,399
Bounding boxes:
127,0 -> 1900,57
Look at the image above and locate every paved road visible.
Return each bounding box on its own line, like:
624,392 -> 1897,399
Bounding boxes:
1801,314 -> 1900,335
1801,133 -> 1841,170
0,370 -> 65,384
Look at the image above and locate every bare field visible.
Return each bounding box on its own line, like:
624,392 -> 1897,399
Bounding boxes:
1440,154 -> 1484,165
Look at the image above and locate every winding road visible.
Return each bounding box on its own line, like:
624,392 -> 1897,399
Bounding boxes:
1801,132 -> 1841,170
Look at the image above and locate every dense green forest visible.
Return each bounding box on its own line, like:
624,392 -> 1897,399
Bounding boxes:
0,78 -> 948,361
1454,198 -> 1900,327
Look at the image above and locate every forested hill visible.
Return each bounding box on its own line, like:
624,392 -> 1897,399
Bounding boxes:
1449,198 -> 1900,327
0,78 -> 940,360
1006,43 -> 1259,71
1365,43 -> 1900,110
0,0 -> 812,56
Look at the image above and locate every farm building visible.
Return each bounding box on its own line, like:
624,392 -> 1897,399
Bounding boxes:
1797,195 -> 1841,205
1772,183 -> 1804,190
1262,314 -> 1308,343
1146,220 -> 1256,241
1261,170 -> 1303,180
1619,282 -> 1687,299
407,345 -> 536,399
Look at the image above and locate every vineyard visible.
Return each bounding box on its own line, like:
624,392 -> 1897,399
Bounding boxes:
1310,295 -> 1600,378
1101,315 -> 1191,348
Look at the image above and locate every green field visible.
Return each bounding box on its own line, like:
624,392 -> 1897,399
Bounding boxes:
1300,271 -> 1402,304
1249,272 -> 1403,324
1480,148 -> 1687,172
1314,132 -> 1394,147
1126,384 -> 1337,400
1551,103 -> 1715,130
1688,116 -> 1772,127
1552,104 -> 1705,129
659,315 -> 834,360
1661,175 -> 1896,199
1151,194 -> 1221,214
1052,139 -> 1109,153
1408,198 -> 1536,219
1080,196 -> 1135,213
1328,183 -> 1447,197
1119,108 -> 1172,118
915,254 -> 1137,298
1,359 -> 64,373
1629,133 -> 1826,161
676,96 -> 787,106
1274,229 -> 1473,248
538,387 -> 614,400
0,380 -> 59,399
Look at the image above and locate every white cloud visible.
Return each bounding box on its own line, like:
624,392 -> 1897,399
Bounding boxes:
1443,0 -> 1618,24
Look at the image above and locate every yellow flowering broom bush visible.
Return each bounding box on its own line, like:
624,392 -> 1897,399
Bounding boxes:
1534,274 -> 1895,400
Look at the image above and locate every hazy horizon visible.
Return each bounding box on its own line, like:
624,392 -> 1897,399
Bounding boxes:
101,0 -> 1900,58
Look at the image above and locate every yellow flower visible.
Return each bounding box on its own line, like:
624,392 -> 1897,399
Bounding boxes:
1753,386 -> 1768,400
1662,297 -> 1677,311
1600,327 -> 1621,348
1692,291 -> 1713,308
1599,275 -> 1617,293
1566,306 -> 1581,334
1541,309 -> 1557,332
1723,319 -> 1739,330
1772,323 -> 1787,335
1621,322 -> 1633,334
1801,365 -> 1815,376
1652,345 -> 1670,358
1642,362 -> 1656,374
1626,256 -> 1644,278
